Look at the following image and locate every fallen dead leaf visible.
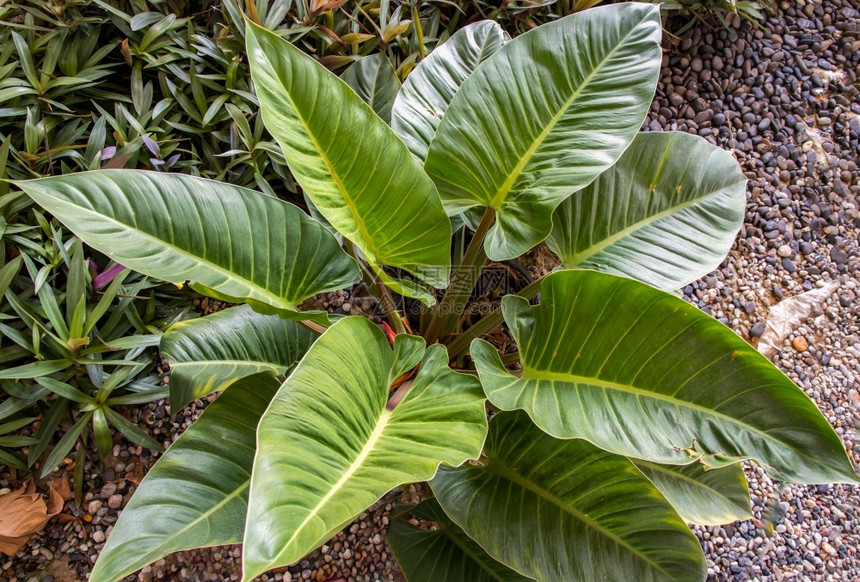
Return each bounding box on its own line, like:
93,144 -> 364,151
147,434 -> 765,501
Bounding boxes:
51,475 -> 72,502
758,282 -> 838,358
0,480 -> 65,555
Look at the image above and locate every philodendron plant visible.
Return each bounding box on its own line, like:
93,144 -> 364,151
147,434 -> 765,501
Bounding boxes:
16,4 -> 858,581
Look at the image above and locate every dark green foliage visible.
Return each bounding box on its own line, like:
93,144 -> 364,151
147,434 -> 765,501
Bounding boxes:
0,0 -> 574,475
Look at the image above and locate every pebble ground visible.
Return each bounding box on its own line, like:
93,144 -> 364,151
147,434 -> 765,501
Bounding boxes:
4,0 -> 859,580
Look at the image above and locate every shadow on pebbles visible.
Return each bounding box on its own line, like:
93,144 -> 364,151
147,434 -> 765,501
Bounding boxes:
5,0 -> 860,580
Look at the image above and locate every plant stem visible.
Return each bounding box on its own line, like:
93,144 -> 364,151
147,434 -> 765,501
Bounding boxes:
446,273 -> 545,359
344,240 -> 380,301
420,225 -> 465,334
343,240 -> 406,335
514,276 -> 544,301
375,275 -> 407,335
299,320 -> 327,335
424,207 -> 495,343
445,306 -> 502,357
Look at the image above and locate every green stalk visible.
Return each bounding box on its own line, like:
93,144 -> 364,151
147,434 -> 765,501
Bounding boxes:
411,2 -> 426,59
424,207 -> 495,343
446,274 -> 544,359
375,275 -> 407,335
344,240 -> 406,335
299,320 -> 328,335
445,306 -> 502,357
345,239 -> 382,301
421,226 -> 465,334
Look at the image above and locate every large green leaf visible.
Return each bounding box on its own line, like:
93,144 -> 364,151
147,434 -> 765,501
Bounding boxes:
342,53 -> 401,124
471,270 -> 859,483
432,411 -> 706,582
547,131 -> 746,290
424,4 -> 662,261
242,317 -> 487,580
391,21 -> 509,161
17,171 -> 358,319
89,374 -> 280,582
245,22 -> 451,289
387,498 -> 532,582
631,460 -> 751,525
160,305 -> 316,413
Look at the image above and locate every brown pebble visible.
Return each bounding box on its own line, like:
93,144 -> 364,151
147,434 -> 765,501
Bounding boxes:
792,336 -> 809,352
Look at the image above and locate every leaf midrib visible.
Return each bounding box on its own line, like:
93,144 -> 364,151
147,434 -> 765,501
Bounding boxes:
96,481 -> 249,580
274,408 -> 393,562
169,360 -> 285,369
37,194 -> 297,311
485,458 -> 675,580
564,177 -> 744,266
518,368 -> 810,463
634,460 -> 743,502
487,14 -> 650,210
256,42 -> 380,262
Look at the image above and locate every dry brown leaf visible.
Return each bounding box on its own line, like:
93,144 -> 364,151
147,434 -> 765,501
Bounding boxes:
0,481 -> 64,555
758,282 -> 838,358
50,475 -> 72,503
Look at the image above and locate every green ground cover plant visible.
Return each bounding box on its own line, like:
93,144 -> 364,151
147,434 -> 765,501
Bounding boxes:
16,4 -> 857,581
0,0 -> 774,483
1,0 -> 511,476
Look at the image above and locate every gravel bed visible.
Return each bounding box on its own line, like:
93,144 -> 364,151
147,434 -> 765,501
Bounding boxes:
648,1 -> 859,579
4,0 -> 859,580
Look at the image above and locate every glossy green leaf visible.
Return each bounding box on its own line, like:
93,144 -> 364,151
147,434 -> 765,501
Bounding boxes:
242,317 -> 487,580
35,377 -> 95,404
432,411 -> 706,582
388,498 -> 532,582
369,263 -> 437,307
103,407 -> 163,451
17,171 -> 359,318
391,21 -> 509,161
160,305 -> 317,412
631,460 -> 751,525
547,132 -> 746,290
0,449 -> 27,471
245,22 -> 451,288
0,359 -> 73,380
89,374 -> 280,582
41,411 -> 92,477
93,408 -> 113,458
341,53 -> 401,123
471,270 -> 859,484
424,4 -> 662,260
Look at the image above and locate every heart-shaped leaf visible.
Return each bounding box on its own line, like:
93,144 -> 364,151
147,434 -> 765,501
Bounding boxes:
631,460 -> 751,525
17,171 -> 358,319
432,411 -> 706,582
245,22 -> 451,289
342,53 -> 401,123
242,317 -> 487,580
89,373 -> 280,582
547,131 -> 746,290
160,305 -> 317,412
391,21 -> 509,161
424,4 -> 662,260
471,270 -> 859,484
387,498 -> 532,582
